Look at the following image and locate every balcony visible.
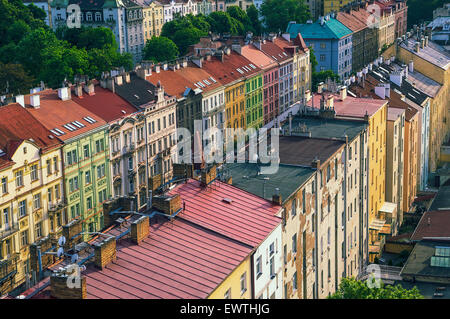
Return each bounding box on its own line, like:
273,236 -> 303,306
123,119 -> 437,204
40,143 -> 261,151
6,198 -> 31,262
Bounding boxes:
0,253 -> 19,285
0,223 -> 19,240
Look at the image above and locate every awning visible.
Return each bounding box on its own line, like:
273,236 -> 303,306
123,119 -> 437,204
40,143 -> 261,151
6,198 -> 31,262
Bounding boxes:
369,219 -> 386,231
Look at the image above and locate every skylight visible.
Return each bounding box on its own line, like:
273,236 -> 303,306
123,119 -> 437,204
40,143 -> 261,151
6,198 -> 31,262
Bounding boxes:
54,128 -> 65,135
83,116 -> 97,124
249,64 -> 256,69
237,68 -> 244,74
209,76 -> 217,83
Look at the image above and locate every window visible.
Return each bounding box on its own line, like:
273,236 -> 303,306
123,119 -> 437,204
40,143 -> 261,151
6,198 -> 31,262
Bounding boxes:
20,230 -> 29,247
83,144 -> 90,158
33,193 -> 41,210
302,189 -> 306,212
1,177 -> 7,194
95,139 -> 105,153
85,170 -> 91,184
3,208 -> 9,227
292,199 -> 297,217
97,164 -> 106,178
224,288 -> 231,299
35,222 -> 42,239
293,271 -> 298,290
256,256 -> 262,277
87,197 -> 92,210
269,256 -> 275,278
53,157 -> 58,172
31,164 -> 38,181
19,200 -> 27,217
15,170 -> 23,187
240,272 -> 247,294
292,233 -> 297,254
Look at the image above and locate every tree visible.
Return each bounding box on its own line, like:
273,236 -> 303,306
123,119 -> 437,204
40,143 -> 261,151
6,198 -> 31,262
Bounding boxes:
207,11 -> 241,35
143,36 -> 179,63
173,28 -> 204,55
247,4 -> 262,35
0,62 -> 35,95
260,0 -> 311,33
328,278 -> 424,299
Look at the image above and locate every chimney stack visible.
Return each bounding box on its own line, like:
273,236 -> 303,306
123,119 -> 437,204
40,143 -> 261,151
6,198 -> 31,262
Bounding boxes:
272,188 -> 282,205
114,75 -> 123,86
317,82 -> 324,94
50,268 -> 86,299
93,236 -> 117,269
311,158 -> 321,169
131,215 -> 149,245
15,95 -> 25,107
58,87 -> 70,101
30,95 -> 40,108
414,42 -> 420,52
84,82 -> 95,95
74,84 -> 83,98
201,165 -> 217,186
340,86 -> 347,101
152,194 -> 181,215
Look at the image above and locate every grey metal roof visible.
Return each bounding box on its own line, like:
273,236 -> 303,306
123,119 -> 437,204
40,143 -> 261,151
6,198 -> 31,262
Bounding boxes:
400,38 -> 450,70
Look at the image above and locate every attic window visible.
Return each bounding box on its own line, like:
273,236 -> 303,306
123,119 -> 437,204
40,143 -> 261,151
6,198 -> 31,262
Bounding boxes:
249,64 -> 256,69
222,198 -> 233,204
283,52 -> 288,56
54,128 -> 65,135
209,76 -> 217,83
121,110 -> 126,114
134,94 -> 140,99
83,116 -> 97,124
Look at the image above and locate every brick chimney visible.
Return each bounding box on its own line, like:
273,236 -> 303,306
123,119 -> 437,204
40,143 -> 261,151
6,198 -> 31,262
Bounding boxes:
272,188 -> 282,205
50,269 -> 87,299
152,194 -> 181,215
311,158 -> 321,169
93,236 -> 117,269
131,215 -> 149,244
74,84 -> 83,98
62,219 -> 83,250
201,165 -> 217,186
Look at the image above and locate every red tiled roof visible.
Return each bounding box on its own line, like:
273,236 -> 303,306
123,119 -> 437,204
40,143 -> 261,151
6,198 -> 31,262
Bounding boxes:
259,39 -> 293,64
146,69 -> 198,99
336,11 -> 367,33
174,63 -> 224,94
307,93 -> 387,119
29,216 -> 253,299
72,85 -> 139,123
200,51 -> 263,85
24,89 -> 107,141
410,210 -> 450,241
0,103 -> 62,169
240,44 -> 278,71
168,179 -> 282,247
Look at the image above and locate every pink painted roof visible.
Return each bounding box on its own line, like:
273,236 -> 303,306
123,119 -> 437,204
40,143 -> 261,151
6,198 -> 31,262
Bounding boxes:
168,179 -> 282,247
240,44 -> 278,71
307,93 -> 387,119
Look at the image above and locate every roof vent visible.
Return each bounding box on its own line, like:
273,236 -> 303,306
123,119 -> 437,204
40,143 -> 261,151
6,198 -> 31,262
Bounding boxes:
30,95 -> 40,108
222,198 -> 233,204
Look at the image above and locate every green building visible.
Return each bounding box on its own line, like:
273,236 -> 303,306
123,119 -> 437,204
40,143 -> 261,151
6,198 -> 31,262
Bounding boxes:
27,89 -> 111,236
245,72 -> 264,129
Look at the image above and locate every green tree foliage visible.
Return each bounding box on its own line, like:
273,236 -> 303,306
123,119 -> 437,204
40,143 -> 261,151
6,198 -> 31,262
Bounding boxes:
207,11 -> 242,35
0,0 -> 131,93
246,4 -> 262,35
143,36 -> 179,63
407,0 -> 446,28
173,28 -> 205,55
260,0 -> 311,33
328,278 -> 424,299
227,5 -> 253,33
0,62 -> 35,95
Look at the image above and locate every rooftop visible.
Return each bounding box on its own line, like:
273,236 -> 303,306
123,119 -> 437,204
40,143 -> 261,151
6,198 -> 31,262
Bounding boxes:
113,73 -> 163,108
225,163 -> 315,204
146,69 -> 197,99
429,185 -> 450,211
168,178 -> 282,248
278,136 -> 345,168
336,11 -> 367,33
72,84 -> 139,123
387,107 -> 406,122
411,210 -> 450,241
24,89 -> 106,141
282,115 -> 367,141
401,239 -> 450,279
286,17 -> 353,40
306,93 -> 387,119
0,103 -> 62,169
240,44 -> 278,71
259,39 -> 293,64
400,37 -> 450,70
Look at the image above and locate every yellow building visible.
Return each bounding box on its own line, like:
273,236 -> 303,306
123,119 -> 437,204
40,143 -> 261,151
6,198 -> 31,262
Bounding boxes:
0,103 -> 64,295
396,36 -> 450,173
323,0 -> 351,15
142,0 -> 164,42
208,256 -> 252,299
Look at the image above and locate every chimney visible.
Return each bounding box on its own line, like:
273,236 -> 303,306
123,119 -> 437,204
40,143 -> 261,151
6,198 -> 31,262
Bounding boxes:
124,72 -> 131,83
74,84 -> 83,98
106,77 -> 115,93
225,47 -> 231,56
162,63 -> 168,71
375,85 -> 386,99
326,95 -> 334,108
420,38 -> 425,49
154,64 -> 161,73
317,82 -> 324,93
15,95 -> 25,107
152,194 -> 181,215
181,59 -> 188,68
192,56 -> 203,68
424,36 -> 429,47
311,158 -> 321,169
272,188 -> 282,205
339,86 -> 347,101
305,89 -> 311,102
30,95 -> 40,108
201,165 -> 217,186
408,60 -> 414,73
232,44 -> 242,54
114,75 -> 123,86
130,215 -> 149,245
205,53 -> 212,61
62,219 -> 83,250
84,82 -> 95,95
414,41 -> 420,52
254,40 -> 262,50
58,87 -> 70,101
50,269 -> 86,299
390,71 -> 403,87
427,217 -> 431,226
93,236 -> 117,269
282,33 -> 290,42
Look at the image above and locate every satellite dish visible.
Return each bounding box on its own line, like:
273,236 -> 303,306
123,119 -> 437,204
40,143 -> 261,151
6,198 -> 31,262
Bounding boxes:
58,236 -> 66,247
57,247 -> 64,258
71,253 -> 79,264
